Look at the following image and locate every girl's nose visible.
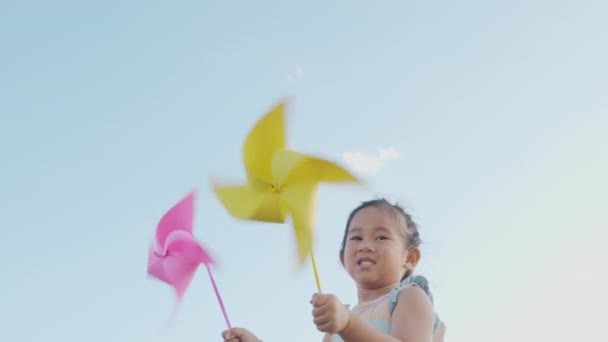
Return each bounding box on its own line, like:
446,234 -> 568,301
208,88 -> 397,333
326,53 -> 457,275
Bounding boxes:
357,241 -> 374,252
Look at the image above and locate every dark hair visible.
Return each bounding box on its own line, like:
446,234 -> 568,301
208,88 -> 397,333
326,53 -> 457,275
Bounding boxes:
339,198 -> 421,280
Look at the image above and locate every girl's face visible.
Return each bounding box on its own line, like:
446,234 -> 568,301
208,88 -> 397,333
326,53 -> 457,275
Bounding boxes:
341,206 -> 415,288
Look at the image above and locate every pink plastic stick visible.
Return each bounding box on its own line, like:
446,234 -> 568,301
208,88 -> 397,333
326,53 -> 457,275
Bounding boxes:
205,263 -> 232,329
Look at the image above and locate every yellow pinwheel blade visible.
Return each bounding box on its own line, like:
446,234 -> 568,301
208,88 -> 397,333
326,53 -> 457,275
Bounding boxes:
280,183 -> 319,264
213,184 -> 288,223
243,101 -> 286,185
272,149 -> 359,187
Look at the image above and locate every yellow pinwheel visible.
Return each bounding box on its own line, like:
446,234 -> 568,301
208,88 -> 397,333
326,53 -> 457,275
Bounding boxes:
212,100 -> 360,292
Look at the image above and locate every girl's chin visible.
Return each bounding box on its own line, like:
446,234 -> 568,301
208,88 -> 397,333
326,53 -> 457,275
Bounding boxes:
351,274 -> 400,289
352,274 -> 380,285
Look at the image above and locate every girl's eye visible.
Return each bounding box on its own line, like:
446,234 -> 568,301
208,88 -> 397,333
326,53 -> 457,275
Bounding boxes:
376,236 -> 389,240
349,236 -> 362,241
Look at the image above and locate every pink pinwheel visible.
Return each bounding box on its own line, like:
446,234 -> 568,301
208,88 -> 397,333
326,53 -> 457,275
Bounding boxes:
147,190 -> 231,328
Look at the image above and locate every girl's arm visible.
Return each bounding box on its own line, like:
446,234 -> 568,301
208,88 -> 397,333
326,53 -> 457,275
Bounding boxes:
390,285 -> 434,341
338,286 -> 434,342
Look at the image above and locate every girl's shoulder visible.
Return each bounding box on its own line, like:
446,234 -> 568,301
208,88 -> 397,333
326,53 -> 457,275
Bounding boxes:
389,274 -> 434,310
389,274 -> 442,333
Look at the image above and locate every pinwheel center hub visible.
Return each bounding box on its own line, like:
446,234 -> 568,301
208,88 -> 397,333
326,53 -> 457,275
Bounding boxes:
269,184 -> 281,193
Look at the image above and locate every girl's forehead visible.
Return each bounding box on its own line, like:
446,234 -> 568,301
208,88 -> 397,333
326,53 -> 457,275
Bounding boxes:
349,206 -> 399,230
348,225 -> 396,236
351,206 -> 394,221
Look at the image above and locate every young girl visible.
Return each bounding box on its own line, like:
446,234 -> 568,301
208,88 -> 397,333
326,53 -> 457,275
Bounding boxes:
221,198 -> 445,342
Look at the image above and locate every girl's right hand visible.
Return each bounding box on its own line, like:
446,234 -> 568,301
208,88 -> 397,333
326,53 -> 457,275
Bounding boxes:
221,327 -> 262,342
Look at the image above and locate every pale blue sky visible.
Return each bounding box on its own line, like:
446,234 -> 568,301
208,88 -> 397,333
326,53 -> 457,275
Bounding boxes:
1,1 -> 607,341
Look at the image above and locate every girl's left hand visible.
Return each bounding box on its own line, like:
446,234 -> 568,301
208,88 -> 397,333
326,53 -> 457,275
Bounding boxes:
310,293 -> 351,334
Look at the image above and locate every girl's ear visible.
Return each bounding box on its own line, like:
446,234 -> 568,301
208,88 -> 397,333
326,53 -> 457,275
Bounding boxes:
404,247 -> 421,270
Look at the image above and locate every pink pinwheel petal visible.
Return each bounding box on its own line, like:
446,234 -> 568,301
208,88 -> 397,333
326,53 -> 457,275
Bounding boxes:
147,190 -> 219,302
147,246 -> 167,280
163,230 -> 215,265
155,191 -> 195,247
147,247 -> 201,300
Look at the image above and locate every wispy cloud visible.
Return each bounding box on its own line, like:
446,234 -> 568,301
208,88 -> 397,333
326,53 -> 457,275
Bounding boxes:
341,146 -> 401,175
287,64 -> 304,81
